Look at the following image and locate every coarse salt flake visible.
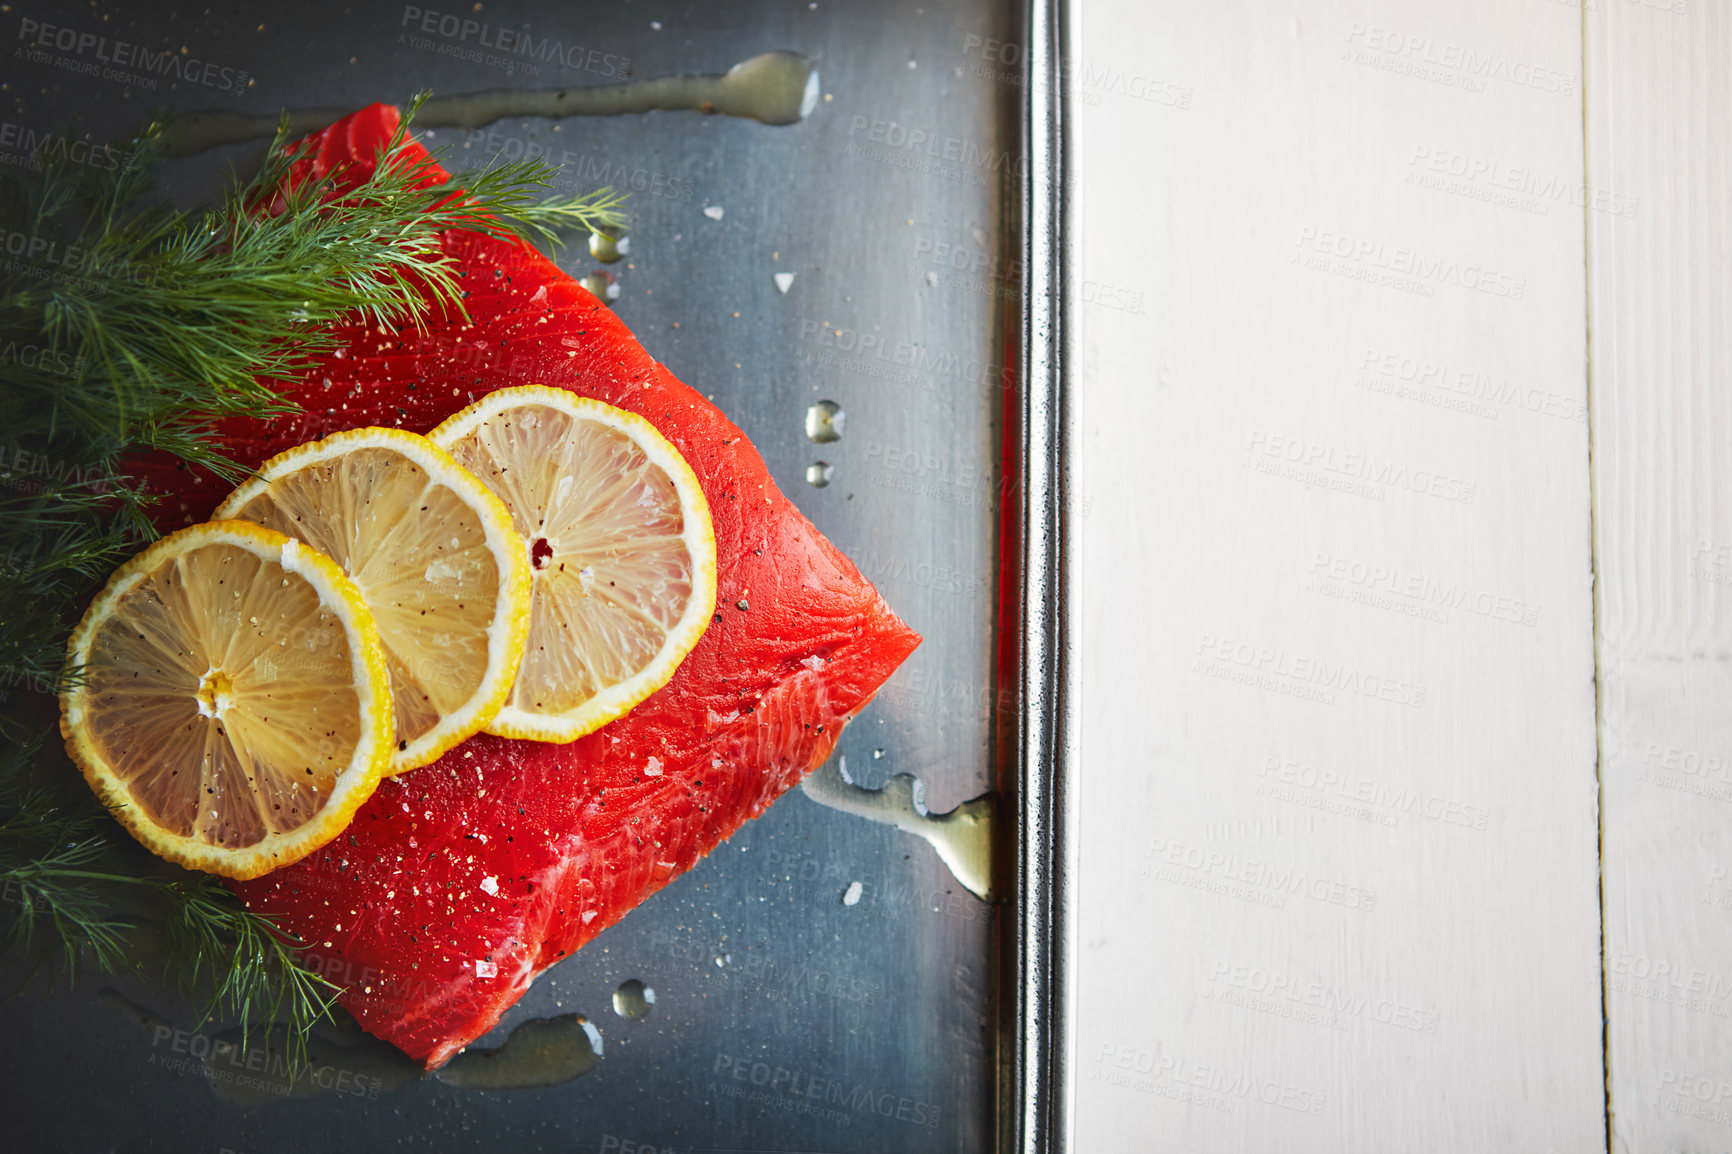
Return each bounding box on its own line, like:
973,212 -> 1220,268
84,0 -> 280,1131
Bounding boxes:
475,959 -> 497,978
480,876 -> 499,895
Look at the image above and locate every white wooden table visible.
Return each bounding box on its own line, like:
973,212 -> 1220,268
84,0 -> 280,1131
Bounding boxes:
1070,2 -> 1715,1149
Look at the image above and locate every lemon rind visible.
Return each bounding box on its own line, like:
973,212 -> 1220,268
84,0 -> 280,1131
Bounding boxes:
214,427 -> 534,774
59,520 -> 394,880
429,385 -> 719,745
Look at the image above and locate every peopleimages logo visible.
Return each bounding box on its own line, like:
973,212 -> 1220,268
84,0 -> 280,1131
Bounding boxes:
0,341 -> 83,381
1356,346 -> 1585,424
1407,145 -> 1639,219
1293,226 -> 1526,300
1142,836 -> 1379,912
1093,1042 -> 1328,1116
399,7 -> 630,78
1245,429 -> 1479,506
459,129 -> 696,201
1307,550 -> 1538,628
147,1023 -> 384,1099
1193,630 -> 1428,709
796,319 -> 1012,394
1208,960 -> 1442,1034
16,17 -> 251,94
1257,754 -> 1493,831
0,226 -> 160,291
846,116 -> 1028,178
1343,22 -> 1578,97
0,121 -> 122,172
711,1053 -> 943,1128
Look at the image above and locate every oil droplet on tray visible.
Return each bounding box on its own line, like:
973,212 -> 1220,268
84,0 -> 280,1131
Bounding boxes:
158,52 -> 821,157
578,270 -> 620,303
99,989 -> 422,1106
613,979 -> 656,1019
802,755 -> 998,902
588,232 -> 629,263
805,399 -> 845,442
435,1014 -> 603,1091
806,461 -> 834,488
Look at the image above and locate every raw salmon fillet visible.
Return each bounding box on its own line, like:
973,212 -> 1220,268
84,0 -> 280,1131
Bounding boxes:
134,105 -> 921,1068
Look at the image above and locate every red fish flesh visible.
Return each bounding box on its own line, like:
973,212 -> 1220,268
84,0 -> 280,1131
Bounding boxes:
134,104 -> 921,1068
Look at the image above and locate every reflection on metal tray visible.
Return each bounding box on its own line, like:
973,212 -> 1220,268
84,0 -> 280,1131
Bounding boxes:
0,0 -> 1071,1150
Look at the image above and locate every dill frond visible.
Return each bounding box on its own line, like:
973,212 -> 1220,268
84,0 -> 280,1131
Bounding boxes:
156,875 -> 342,1066
0,98 -> 620,1059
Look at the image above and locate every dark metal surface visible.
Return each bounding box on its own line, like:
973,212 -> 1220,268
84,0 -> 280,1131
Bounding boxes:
0,0 -> 1044,1151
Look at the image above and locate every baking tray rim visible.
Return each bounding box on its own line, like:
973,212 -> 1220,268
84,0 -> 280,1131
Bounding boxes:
1007,0 -> 1076,1151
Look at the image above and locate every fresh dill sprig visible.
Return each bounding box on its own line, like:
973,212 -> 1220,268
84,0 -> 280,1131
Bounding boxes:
0,717 -> 341,1068
0,729 -> 139,978
156,874 -> 344,1052
0,96 -> 624,1060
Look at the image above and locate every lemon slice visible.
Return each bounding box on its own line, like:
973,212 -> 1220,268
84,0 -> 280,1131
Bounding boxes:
429,386 -> 718,742
60,521 -> 392,879
213,428 -> 532,775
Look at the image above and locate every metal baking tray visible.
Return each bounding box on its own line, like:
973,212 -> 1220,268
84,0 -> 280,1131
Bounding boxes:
0,0 -> 1071,1150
